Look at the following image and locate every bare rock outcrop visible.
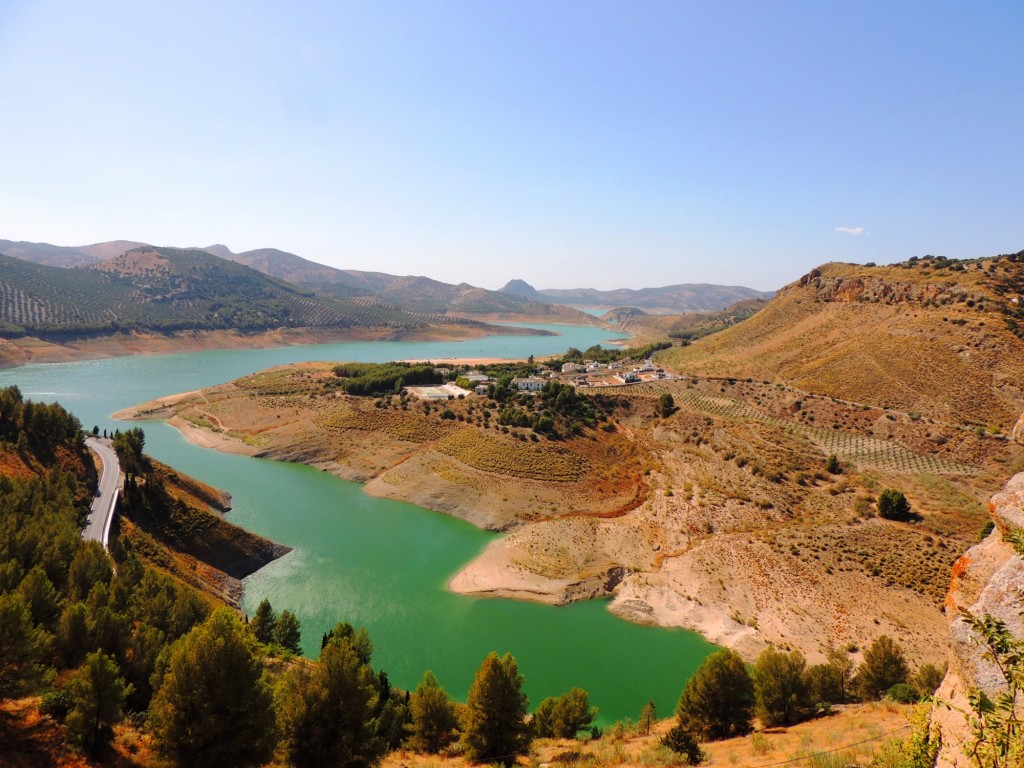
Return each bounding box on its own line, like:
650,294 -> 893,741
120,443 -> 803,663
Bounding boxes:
793,267 -> 984,306
934,472 -> 1024,768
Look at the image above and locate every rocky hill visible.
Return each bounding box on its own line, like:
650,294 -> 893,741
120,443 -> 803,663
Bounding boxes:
657,254 -> 1024,430
601,299 -> 768,343
500,278 -> 775,313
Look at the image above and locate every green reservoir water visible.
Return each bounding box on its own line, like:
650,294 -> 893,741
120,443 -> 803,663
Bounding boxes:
0,325 -> 716,723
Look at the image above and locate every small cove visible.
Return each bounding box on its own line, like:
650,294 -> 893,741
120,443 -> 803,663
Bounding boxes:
0,324 -> 716,723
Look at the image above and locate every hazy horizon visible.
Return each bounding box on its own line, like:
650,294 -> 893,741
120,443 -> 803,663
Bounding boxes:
1,2 -> 1021,292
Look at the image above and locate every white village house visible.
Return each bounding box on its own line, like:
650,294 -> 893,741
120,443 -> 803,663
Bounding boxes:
511,376 -> 546,392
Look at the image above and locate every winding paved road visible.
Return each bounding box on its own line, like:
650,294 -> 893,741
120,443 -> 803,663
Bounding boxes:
84,437 -> 121,548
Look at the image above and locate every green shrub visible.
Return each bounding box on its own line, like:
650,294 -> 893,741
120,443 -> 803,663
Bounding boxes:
40,688 -> 73,720
877,489 -> 911,521
886,683 -> 919,703
661,723 -> 704,765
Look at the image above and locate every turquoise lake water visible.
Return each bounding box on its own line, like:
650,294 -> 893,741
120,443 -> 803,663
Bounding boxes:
0,324 -> 715,723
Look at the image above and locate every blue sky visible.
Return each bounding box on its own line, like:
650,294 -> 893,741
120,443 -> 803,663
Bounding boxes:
0,1 -> 1021,291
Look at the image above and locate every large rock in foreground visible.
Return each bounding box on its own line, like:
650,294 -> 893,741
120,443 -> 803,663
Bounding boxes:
935,473 -> 1024,767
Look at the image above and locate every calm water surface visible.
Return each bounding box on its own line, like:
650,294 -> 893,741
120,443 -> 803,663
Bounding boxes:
0,324 -> 715,723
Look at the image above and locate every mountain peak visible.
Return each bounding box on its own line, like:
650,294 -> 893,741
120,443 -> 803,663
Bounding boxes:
500,279 -> 540,298
203,244 -> 235,258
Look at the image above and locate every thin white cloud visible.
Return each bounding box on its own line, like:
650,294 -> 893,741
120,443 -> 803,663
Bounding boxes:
835,226 -> 866,236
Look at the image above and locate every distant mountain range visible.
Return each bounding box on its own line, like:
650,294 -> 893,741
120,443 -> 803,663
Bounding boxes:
0,238 -> 774,335
500,278 -> 774,314
0,239 -> 600,324
199,245 -> 592,319
0,246 -> 485,337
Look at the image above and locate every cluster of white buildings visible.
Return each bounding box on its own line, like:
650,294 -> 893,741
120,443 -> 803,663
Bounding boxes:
412,358 -> 669,401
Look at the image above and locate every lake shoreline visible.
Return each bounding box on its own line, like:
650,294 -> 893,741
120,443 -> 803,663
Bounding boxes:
153,398 -> 768,662
0,323 -> 556,370
119,364 -> 761,662
2,324 -> 730,724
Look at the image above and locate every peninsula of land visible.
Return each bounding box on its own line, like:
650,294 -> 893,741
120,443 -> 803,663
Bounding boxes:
118,254 -> 1024,670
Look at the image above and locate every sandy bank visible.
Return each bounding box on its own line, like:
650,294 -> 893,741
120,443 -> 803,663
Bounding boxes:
166,416 -> 262,455
0,324 -> 516,370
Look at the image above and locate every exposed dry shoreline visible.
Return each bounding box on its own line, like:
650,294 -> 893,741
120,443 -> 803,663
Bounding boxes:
0,323 -> 548,370
141,404 -> 763,652
114,360 -> 1012,667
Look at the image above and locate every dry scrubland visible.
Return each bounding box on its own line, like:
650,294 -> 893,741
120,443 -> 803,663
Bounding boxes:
377,703 -> 913,768
121,255 -> 1024,670
657,258 -> 1024,429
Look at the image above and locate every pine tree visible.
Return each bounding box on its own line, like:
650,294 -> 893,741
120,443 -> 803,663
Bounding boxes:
150,609 -> 276,768
753,647 -> 810,727
67,541 -> 113,602
532,696 -> 558,738
639,700 -> 658,736
856,635 -> 909,700
274,609 -> 302,653
662,722 -> 705,765
277,630 -> 384,768
804,663 -> 844,706
250,598 -> 276,644
877,488 -> 911,520
676,648 -> 753,740
16,566 -> 60,630
0,592 -> 50,698
55,601 -> 90,668
827,646 -> 855,702
408,670 -> 458,754
659,392 -> 676,418
65,651 -> 132,756
462,652 -> 531,766
550,688 -> 596,738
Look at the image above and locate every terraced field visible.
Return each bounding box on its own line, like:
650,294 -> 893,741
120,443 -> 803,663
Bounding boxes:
655,258 -> 1024,429
314,405 -> 456,443
591,380 -> 980,476
435,428 -> 591,482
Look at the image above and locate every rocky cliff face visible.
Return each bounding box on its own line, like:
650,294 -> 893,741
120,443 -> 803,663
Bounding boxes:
934,471 -> 1024,767
793,267 -> 986,306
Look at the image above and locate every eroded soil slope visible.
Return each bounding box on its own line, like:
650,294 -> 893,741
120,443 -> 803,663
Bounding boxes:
121,359 -> 1020,667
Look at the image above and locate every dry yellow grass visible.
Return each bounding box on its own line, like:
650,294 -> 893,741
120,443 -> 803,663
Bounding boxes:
314,403 -> 456,443
436,428 -> 591,482
657,260 -> 1024,429
376,702 -> 913,768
